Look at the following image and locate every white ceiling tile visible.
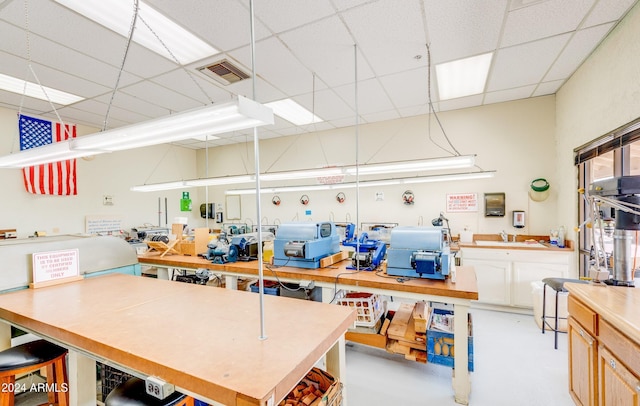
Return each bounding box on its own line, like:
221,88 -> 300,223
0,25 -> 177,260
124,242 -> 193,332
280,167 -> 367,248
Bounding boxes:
424,0 -> 508,63
118,81 -> 204,112
151,70 -> 234,105
252,0 -> 336,34
583,0 -> 639,27
488,33 -> 570,91
378,67 -> 433,109
228,39 -> 314,97
533,79 -> 564,96
146,0 -> 271,51
484,85 -> 537,104
361,108 -> 401,124
436,94 -> 484,111
398,104 -> 430,117
341,0 -> 428,76
501,0 -> 595,47
545,23 -> 614,81
306,89 -> 354,122
333,79 -> 396,116
279,16 -> 375,88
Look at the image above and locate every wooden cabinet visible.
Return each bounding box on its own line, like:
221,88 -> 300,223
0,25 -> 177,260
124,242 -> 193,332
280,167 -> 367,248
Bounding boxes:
567,289 -> 640,406
569,316 -> 598,406
460,247 -> 570,309
599,345 -> 640,406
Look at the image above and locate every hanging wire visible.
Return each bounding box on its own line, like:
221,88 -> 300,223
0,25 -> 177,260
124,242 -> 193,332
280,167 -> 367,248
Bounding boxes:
102,0 -> 139,131
425,43 -> 461,156
137,14 -> 214,105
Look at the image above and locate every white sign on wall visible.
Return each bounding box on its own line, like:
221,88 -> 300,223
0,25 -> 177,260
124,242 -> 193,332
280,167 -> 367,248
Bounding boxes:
32,249 -> 80,286
446,193 -> 478,212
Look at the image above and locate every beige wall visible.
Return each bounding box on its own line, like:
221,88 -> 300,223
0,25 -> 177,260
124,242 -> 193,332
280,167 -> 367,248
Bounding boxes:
0,106 -> 202,238
199,95 -> 559,238
556,2 -> 640,244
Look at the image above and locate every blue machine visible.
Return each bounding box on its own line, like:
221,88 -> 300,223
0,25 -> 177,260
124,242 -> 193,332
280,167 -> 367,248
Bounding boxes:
386,226 -> 451,280
202,234 -> 239,264
273,222 -> 340,269
342,223 -> 386,271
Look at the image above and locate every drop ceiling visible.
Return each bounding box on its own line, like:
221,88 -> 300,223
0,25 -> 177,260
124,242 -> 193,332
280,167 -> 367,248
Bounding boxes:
0,0 -> 637,150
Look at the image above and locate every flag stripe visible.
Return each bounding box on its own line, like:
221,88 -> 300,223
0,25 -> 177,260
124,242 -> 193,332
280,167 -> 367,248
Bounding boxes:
19,115 -> 77,196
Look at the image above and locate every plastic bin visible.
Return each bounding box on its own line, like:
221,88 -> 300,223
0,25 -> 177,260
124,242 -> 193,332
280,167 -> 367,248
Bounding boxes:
426,308 -> 474,371
250,280 -> 279,296
335,291 -> 384,327
280,283 -> 322,301
531,280 -> 568,332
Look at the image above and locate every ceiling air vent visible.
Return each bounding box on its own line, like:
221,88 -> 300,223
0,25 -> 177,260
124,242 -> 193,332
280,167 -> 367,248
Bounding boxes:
197,59 -> 251,86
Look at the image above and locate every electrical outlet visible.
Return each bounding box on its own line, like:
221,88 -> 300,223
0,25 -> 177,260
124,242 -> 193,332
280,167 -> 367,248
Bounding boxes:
103,195 -> 114,206
145,376 -> 175,400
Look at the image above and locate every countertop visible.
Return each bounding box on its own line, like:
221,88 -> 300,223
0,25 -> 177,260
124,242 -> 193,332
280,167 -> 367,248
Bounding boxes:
455,234 -> 573,251
565,282 -> 640,344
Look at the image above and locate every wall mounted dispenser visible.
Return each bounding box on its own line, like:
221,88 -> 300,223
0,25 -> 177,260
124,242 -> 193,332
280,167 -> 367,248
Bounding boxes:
513,210 -> 525,228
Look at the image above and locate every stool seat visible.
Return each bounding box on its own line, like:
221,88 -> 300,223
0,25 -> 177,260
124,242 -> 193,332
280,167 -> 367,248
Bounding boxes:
542,277 -> 587,292
541,277 -> 588,349
105,377 -> 192,406
0,339 -> 67,372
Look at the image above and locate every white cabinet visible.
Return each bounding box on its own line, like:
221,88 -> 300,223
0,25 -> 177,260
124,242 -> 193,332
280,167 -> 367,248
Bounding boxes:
463,258 -> 511,305
461,247 -> 571,309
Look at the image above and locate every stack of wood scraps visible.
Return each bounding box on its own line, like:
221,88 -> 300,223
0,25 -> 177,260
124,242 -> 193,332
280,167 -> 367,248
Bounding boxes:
385,301 -> 429,363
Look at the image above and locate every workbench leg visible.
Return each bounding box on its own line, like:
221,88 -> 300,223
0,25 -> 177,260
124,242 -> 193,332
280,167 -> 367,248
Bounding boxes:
225,275 -> 238,290
67,350 -> 97,406
325,335 -> 347,406
452,303 -> 470,405
156,267 -> 171,280
320,286 -> 334,303
0,321 -> 10,351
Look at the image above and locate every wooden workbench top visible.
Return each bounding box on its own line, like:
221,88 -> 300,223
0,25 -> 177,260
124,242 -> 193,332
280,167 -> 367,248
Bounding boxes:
0,273 -> 356,405
565,282 -> 640,344
138,254 -> 479,301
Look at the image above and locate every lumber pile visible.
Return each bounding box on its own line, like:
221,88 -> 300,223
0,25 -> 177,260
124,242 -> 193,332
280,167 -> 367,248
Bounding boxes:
385,301 -> 429,363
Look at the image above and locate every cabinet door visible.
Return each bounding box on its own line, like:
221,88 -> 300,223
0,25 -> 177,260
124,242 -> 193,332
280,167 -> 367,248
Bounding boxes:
511,261 -> 567,308
599,345 -> 640,406
569,317 -> 598,406
463,258 -> 510,305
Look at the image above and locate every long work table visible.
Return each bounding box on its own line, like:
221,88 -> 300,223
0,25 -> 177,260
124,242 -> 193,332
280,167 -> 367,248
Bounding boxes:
139,253 -> 479,405
0,273 -> 356,406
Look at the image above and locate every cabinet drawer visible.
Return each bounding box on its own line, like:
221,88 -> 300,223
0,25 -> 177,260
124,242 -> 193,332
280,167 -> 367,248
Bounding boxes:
600,319 -> 640,377
568,295 -> 598,337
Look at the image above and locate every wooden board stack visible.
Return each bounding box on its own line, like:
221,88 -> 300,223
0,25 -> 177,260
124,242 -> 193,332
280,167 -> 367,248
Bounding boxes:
385,301 -> 429,363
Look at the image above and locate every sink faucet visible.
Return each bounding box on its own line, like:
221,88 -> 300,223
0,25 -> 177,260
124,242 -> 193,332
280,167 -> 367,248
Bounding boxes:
500,230 -> 508,242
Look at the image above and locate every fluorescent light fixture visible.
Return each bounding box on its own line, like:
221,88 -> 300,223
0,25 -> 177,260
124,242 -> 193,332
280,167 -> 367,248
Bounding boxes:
436,53 -> 493,100
130,155 -> 476,191
0,73 -> 84,105
345,155 -> 475,175
265,99 -> 323,126
130,181 -> 187,192
226,171 -> 496,195
0,140 -> 103,168
54,0 -> 219,64
73,96 -> 273,152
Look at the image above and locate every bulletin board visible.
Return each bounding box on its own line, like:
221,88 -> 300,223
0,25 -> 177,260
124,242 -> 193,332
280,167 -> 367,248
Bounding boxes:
85,215 -> 123,235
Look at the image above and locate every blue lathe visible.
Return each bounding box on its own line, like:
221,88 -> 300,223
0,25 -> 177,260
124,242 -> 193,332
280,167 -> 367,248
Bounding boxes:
273,222 -> 340,269
386,226 -> 451,280
341,223 -> 386,271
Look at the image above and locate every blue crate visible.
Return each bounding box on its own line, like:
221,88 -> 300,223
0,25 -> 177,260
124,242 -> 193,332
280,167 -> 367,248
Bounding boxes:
249,280 -> 279,296
426,308 -> 474,371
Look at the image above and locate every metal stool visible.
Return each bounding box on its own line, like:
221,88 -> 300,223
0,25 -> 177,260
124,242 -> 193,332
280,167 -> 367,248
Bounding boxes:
105,377 -> 195,406
0,339 -> 69,406
541,277 -> 587,349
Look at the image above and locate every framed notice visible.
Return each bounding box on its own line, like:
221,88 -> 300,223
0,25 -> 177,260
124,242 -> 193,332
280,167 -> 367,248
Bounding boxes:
446,193 -> 478,213
31,249 -> 82,288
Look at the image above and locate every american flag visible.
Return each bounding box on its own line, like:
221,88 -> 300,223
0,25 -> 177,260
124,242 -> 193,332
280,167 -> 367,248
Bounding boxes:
19,114 -> 77,195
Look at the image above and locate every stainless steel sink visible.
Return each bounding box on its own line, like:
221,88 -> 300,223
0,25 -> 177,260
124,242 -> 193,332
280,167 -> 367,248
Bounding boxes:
474,240 -> 546,248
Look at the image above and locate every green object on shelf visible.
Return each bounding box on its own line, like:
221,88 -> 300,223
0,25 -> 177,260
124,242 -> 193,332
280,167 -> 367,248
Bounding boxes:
180,191 -> 192,212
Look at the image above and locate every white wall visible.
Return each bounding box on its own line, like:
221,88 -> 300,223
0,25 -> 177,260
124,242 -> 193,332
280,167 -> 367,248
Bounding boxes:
198,95 -> 559,238
556,2 -> 640,242
0,106 -> 204,238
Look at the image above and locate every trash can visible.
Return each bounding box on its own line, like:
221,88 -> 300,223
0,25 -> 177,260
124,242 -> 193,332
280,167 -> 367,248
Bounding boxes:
531,281 -> 568,332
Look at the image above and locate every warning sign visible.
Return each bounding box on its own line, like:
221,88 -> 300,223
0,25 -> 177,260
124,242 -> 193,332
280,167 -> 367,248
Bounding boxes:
447,193 -> 478,212
32,249 -> 80,285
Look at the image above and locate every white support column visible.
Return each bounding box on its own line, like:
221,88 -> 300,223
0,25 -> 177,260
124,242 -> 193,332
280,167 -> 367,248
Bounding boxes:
325,335 -> 347,406
67,350 -> 97,406
225,275 -> 238,290
452,302 -> 471,405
